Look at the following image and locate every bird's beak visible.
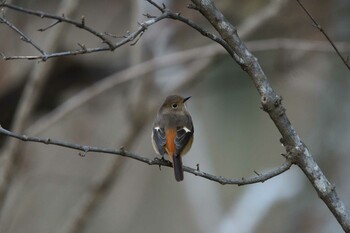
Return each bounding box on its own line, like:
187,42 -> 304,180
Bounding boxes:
183,96 -> 191,103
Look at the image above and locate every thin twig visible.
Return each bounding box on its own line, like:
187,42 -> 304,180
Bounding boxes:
0,1 -> 234,61
4,38 -> 349,61
0,12 -> 166,60
0,125 -> 292,186
296,0 -> 350,71
146,0 -> 237,60
38,19 -> 61,32
0,15 -> 47,58
103,32 -> 126,39
146,0 -> 165,13
130,30 -> 143,46
0,3 -> 115,49
1,47 -> 111,60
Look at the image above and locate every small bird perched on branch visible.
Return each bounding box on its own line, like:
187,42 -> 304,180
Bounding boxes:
152,95 -> 194,181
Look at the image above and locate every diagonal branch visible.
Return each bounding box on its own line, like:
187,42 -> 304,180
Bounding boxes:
0,14 -> 164,60
295,0 -> 350,71
145,0 -> 236,59
0,3 -> 115,49
189,0 -> 350,231
0,125 -> 292,186
0,15 -> 47,57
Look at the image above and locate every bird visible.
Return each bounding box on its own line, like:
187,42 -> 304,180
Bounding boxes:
151,95 -> 194,181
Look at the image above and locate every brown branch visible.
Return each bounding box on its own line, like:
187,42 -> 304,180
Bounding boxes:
190,0 -> 350,231
0,125 -> 292,186
296,0 -> 350,71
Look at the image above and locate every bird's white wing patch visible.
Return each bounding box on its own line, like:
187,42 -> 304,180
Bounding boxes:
182,126 -> 191,133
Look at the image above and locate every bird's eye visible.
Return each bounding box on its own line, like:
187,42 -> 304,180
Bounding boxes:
172,103 -> 178,109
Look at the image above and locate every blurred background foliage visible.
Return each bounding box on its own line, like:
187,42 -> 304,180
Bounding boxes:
0,0 -> 350,233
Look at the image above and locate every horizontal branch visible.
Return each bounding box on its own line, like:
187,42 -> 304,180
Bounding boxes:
0,126 -> 292,186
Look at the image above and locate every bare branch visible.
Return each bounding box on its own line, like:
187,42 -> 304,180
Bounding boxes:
0,1 -> 236,61
0,3 -> 115,49
146,0 -> 237,60
103,32 -> 127,39
37,19 -> 61,32
146,0 -> 165,13
190,0 -> 350,230
4,37 -> 349,61
187,3 -> 199,11
77,42 -> 87,51
0,125 -> 292,186
56,55 -> 214,233
142,13 -> 157,19
2,47 -> 111,60
130,27 -> 144,46
167,12 -> 236,59
0,10 -> 163,60
296,0 -> 350,71
0,0 -> 347,228
0,15 -> 47,58
1,0 -> 309,63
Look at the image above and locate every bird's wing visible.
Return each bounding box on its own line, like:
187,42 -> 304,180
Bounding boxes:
175,126 -> 194,156
152,127 -> 166,155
